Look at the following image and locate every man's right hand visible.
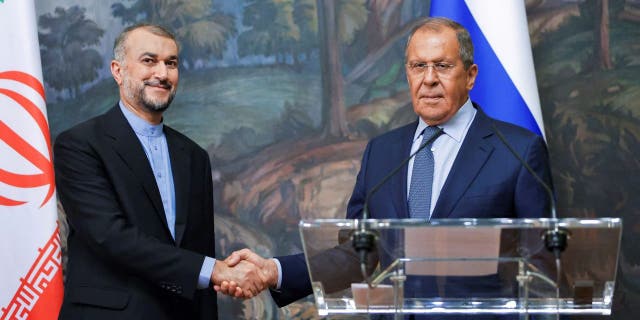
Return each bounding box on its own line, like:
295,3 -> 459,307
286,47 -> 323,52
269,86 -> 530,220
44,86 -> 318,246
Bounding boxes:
213,249 -> 278,299
211,256 -> 268,299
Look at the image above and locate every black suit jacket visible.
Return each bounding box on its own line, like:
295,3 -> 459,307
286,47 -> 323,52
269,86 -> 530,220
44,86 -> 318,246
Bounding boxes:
271,104 -> 553,308
54,105 -> 217,319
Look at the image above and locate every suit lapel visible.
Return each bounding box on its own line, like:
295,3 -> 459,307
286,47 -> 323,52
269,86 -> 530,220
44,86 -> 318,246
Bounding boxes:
102,106 -> 172,237
166,127 -> 191,246
390,122 -> 418,219
432,108 -> 495,218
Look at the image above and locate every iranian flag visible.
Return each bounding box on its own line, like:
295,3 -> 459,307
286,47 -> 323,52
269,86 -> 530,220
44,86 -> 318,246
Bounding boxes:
0,0 -> 63,319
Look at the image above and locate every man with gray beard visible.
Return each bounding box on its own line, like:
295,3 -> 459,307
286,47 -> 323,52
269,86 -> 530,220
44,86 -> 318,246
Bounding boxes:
54,23 -> 267,320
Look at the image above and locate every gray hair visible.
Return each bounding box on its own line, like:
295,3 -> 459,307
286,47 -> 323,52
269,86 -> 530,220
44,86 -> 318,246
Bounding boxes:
113,23 -> 178,63
405,17 -> 474,70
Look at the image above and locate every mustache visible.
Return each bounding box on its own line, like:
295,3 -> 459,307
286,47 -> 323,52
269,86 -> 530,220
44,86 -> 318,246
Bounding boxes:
144,79 -> 172,89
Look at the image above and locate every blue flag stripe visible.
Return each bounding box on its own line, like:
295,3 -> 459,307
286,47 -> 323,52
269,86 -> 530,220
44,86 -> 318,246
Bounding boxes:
430,0 -> 543,136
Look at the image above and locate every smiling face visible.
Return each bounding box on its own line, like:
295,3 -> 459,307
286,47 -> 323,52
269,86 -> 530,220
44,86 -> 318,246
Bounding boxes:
111,27 -> 179,124
406,27 -> 478,126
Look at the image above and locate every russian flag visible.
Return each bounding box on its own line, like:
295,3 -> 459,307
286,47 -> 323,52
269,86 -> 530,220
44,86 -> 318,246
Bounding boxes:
430,0 -> 545,138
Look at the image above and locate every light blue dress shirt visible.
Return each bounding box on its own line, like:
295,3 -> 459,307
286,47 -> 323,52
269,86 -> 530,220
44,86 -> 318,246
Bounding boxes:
407,99 -> 476,217
120,102 -> 214,289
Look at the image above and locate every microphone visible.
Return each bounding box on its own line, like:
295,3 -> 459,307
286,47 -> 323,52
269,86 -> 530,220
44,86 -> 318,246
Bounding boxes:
490,121 -> 568,290
352,127 -> 444,285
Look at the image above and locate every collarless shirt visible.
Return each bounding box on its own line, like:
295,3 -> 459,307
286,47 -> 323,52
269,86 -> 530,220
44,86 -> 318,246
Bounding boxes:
119,102 -> 176,238
119,102 -> 214,289
407,99 -> 477,217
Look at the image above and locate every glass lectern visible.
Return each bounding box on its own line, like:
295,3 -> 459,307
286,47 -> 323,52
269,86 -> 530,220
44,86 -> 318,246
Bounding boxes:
299,218 -> 621,318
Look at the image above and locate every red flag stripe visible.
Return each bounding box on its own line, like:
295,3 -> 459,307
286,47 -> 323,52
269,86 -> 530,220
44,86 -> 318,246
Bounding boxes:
0,226 -> 63,320
25,269 -> 63,320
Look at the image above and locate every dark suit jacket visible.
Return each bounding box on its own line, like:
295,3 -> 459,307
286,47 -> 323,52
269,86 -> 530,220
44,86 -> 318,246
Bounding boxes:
271,103 -> 553,307
54,105 -> 217,320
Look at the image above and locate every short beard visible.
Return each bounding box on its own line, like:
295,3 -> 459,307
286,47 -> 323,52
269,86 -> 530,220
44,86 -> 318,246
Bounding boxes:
123,77 -> 176,113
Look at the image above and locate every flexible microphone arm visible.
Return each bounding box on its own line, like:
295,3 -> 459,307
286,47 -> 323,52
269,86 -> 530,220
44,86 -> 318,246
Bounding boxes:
353,127 -> 444,286
490,122 -> 568,294
490,123 -> 557,218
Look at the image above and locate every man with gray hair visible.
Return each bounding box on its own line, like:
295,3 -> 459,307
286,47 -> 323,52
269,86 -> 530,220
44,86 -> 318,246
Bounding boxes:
217,17 -> 553,319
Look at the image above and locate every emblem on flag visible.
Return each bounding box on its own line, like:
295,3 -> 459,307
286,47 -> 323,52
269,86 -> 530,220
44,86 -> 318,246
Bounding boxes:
0,71 -> 55,207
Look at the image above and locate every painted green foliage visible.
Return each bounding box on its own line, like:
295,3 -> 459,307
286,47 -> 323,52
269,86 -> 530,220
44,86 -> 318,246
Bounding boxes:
531,2 -> 640,317
237,0 -> 367,64
38,6 -> 104,98
111,0 -> 237,66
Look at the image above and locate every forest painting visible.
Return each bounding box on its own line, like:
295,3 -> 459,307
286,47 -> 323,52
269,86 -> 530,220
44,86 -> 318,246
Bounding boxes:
35,0 -> 640,319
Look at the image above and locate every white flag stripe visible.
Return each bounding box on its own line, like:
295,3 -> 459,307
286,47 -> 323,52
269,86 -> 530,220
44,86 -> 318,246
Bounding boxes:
0,1 -> 43,80
465,0 -> 544,133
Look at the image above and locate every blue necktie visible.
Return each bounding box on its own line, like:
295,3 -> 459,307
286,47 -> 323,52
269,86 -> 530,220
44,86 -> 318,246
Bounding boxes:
408,126 -> 442,219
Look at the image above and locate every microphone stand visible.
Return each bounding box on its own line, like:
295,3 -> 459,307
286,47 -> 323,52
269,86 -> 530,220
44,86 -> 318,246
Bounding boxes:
352,127 -> 444,287
491,122 -> 568,319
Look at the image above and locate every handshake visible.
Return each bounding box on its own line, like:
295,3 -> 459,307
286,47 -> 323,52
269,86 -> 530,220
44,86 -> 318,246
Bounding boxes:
211,249 -> 278,299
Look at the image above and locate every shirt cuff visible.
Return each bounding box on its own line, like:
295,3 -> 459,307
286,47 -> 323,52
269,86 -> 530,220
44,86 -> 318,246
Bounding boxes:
272,258 -> 283,290
197,256 -> 216,289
